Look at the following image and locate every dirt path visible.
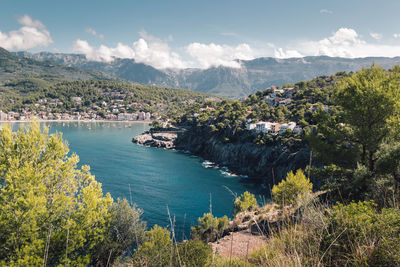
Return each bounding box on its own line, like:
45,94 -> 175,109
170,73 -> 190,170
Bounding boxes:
210,230 -> 267,258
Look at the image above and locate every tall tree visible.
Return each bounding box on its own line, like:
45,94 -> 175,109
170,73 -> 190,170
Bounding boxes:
335,65 -> 400,171
0,122 -> 112,266
308,65 -> 400,200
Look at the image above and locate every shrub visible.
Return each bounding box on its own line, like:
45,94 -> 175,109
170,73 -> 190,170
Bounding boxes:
271,169 -> 312,206
133,225 -> 172,267
150,120 -> 162,128
175,240 -> 212,267
191,213 -> 229,242
322,201 -> 400,266
233,191 -> 258,214
211,255 -> 248,266
248,200 -> 328,267
91,198 -> 146,266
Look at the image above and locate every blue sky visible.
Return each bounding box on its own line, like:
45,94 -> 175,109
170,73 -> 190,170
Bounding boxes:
1,0 -> 400,69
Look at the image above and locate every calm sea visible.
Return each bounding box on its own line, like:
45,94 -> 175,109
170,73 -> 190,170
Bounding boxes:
5,121 -> 266,239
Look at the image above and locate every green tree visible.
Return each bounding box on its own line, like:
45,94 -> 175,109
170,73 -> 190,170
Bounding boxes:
133,225 -> 172,267
335,65 -> 400,171
233,191 -> 258,214
0,122 -> 112,266
272,169 -> 312,206
91,198 -> 146,266
150,120 -> 162,128
308,65 -> 400,201
191,213 -> 229,243
97,109 -> 106,118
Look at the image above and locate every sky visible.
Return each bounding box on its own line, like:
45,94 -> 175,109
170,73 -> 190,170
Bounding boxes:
1,0 -> 400,69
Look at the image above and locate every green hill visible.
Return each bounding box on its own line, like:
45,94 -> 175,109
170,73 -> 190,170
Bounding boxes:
0,79 -> 221,119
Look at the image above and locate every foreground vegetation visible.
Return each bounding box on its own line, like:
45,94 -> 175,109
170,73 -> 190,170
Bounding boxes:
1,65 -> 400,266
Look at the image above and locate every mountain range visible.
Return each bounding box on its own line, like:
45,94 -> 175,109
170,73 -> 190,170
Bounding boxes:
0,48 -> 115,84
12,49 -> 400,98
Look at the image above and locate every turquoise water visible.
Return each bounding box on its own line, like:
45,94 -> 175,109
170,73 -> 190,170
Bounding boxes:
6,122 -> 266,239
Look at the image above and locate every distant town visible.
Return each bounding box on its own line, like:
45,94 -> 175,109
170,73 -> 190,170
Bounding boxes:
0,91 -> 158,121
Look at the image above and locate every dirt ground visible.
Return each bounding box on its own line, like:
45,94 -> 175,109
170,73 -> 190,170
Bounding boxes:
210,229 -> 267,258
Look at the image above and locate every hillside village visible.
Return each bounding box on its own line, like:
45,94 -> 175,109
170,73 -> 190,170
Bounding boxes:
246,86 -> 303,135
0,90 -> 155,121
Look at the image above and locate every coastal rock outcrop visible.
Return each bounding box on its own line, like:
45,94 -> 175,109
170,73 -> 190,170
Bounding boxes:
132,131 -> 178,149
133,126 -> 309,182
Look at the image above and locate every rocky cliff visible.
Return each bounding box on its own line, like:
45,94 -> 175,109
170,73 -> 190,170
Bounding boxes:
133,127 -> 310,183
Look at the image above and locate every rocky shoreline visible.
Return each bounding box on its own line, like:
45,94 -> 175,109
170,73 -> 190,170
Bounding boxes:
132,131 -> 178,149
132,127 -> 310,183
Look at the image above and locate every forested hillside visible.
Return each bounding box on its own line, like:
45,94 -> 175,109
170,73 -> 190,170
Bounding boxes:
0,78 -> 220,120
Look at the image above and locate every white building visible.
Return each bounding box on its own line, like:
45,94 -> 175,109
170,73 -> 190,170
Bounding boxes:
118,113 -> 137,121
145,112 -> 151,120
278,122 -> 296,134
255,122 -> 272,133
246,122 -> 256,130
293,126 -> 303,134
0,111 -> 7,120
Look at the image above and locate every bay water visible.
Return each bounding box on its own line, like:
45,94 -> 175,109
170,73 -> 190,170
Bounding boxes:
5,121 -> 266,239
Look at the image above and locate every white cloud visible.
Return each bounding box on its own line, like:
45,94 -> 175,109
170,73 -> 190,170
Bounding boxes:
185,43 -> 254,68
72,39 -> 93,55
0,15 -> 52,50
73,27 -> 400,69
73,32 -> 256,69
394,33 -> 400,38
132,31 -> 186,69
85,27 -> 104,39
320,9 -> 333,14
72,39 -> 134,62
277,28 -> 400,58
370,32 -> 382,40
72,31 -> 186,68
274,48 -> 303,58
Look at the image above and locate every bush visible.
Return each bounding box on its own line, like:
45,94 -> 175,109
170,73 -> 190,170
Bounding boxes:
271,169 -> 312,206
91,198 -> 146,266
150,120 -> 162,128
211,255 -> 248,266
233,191 -> 258,214
248,200 -> 328,267
133,225 -> 172,267
322,201 -> 400,266
174,240 -> 212,267
191,213 -> 229,243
